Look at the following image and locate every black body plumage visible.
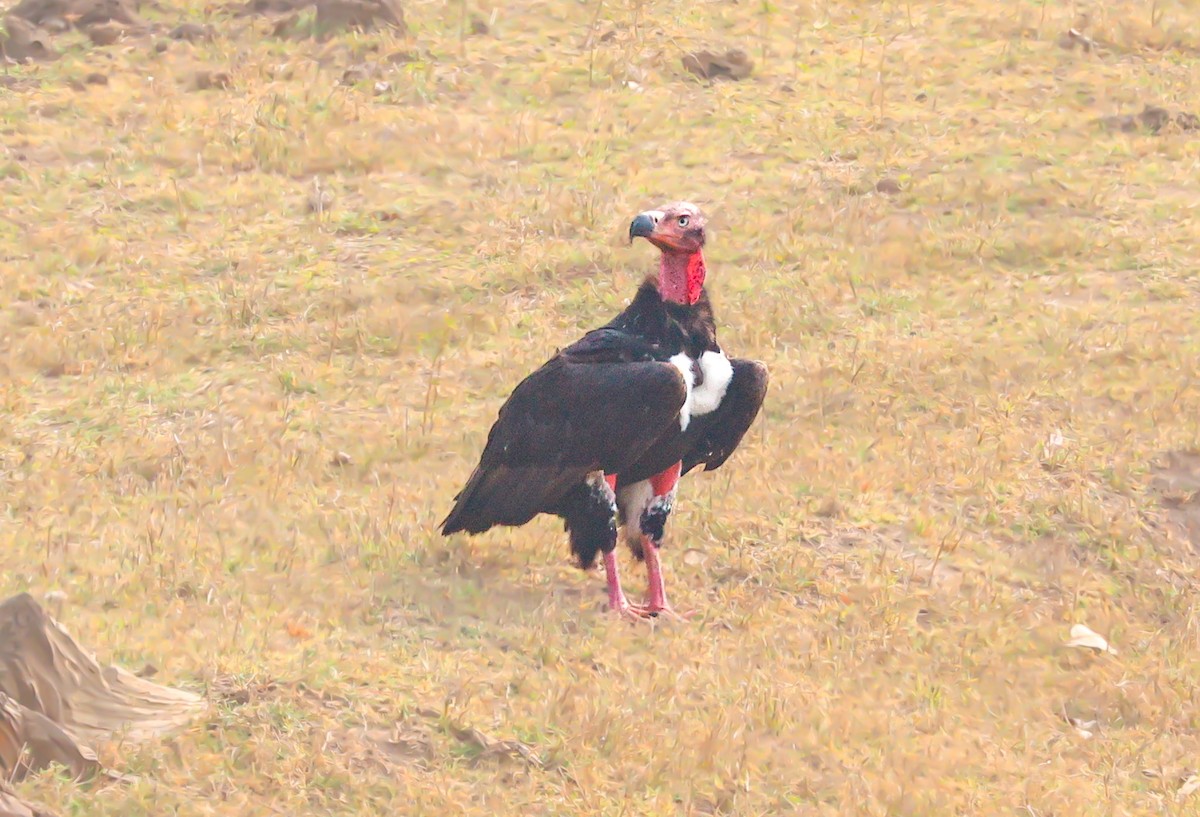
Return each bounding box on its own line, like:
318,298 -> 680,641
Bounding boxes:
440,278 -> 767,570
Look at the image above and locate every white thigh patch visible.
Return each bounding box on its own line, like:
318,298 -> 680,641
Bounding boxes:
690,350 -> 733,416
617,479 -> 654,542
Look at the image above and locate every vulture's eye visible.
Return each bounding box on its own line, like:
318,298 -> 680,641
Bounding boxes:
677,215 -> 690,228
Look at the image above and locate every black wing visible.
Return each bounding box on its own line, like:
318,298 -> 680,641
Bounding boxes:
557,327 -> 662,364
681,359 -> 769,476
440,342 -> 687,535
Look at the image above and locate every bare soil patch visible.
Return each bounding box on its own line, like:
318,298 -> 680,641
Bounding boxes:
1148,451 -> 1200,550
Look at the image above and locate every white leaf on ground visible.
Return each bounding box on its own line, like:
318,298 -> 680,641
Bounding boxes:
1062,711 -> 1097,738
1041,429 -> 1067,460
1066,623 -> 1118,655
1178,775 -> 1200,800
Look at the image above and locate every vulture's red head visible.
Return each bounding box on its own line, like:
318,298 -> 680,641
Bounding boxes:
629,202 -> 708,306
628,201 -> 707,254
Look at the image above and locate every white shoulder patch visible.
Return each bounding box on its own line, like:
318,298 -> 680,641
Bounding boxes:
668,352 -> 695,430
690,350 -> 733,417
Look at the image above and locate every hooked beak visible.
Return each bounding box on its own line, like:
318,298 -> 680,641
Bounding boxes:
628,210 -> 662,243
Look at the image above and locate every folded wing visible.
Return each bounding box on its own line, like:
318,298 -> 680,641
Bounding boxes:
681,359 -> 769,476
440,350 -> 688,535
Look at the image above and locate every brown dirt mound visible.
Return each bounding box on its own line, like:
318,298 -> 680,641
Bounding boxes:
0,692 -> 98,781
0,17 -> 58,63
0,594 -> 206,813
0,592 -> 206,811
3,0 -> 145,62
234,0 -> 297,15
0,783 -> 56,817
236,0 -> 407,39
0,593 -> 206,747
314,0 -> 403,35
6,0 -> 141,29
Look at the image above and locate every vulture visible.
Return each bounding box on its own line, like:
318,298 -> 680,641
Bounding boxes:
440,202 -> 768,620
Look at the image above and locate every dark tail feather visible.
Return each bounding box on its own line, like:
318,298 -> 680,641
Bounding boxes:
440,466 -> 499,536
556,479 -> 618,571
566,519 -> 613,570
440,465 -> 563,536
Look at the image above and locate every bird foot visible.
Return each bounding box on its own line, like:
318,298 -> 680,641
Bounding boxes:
606,597 -> 695,623
609,598 -> 653,622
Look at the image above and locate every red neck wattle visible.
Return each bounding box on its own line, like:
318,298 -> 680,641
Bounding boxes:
658,251 -> 706,305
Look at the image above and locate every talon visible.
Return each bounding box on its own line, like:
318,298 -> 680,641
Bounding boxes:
609,600 -> 654,622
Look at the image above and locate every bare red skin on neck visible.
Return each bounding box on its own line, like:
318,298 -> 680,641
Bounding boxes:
658,250 -> 706,305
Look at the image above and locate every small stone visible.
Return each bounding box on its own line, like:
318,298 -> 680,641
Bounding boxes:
1139,105 -> 1170,133
341,64 -> 373,85
1097,114 -> 1138,133
682,48 -> 754,81
169,22 -> 213,41
192,70 -> 231,90
1175,112 -> 1200,131
86,22 -> 125,46
875,177 -> 902,195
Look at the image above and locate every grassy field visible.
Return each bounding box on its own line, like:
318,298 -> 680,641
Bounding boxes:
3,0 -> 1200,813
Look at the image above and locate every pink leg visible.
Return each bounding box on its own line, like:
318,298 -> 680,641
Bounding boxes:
603,549 -> 647,620
639,462 -> 693,620
643,537 -> 669,610
602,472 -> 649,621
639,536 -> 692,620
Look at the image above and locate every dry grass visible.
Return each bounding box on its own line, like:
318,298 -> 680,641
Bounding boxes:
3,0 -> 1200,813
